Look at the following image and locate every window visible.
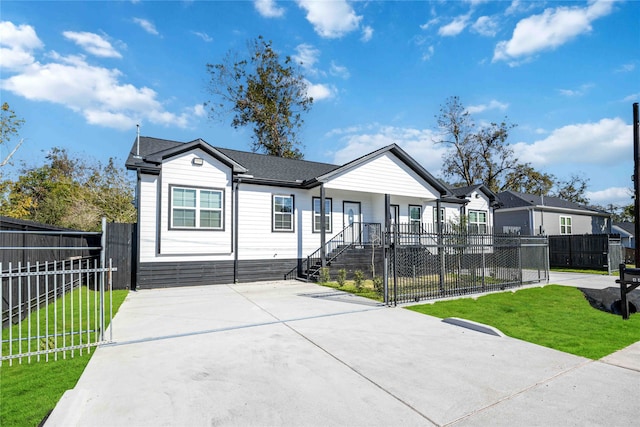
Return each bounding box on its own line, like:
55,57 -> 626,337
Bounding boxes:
273,195 -> 294,231
312,197 -> 332,233
409,205 -> 422,233
560,216 -> 572,235
171,187 -> 223,229
468,210 -> 488,233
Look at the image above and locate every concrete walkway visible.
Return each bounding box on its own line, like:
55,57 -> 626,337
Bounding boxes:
46,277 -> 639,426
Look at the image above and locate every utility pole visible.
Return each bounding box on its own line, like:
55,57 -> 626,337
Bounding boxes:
633,102 -> 639,267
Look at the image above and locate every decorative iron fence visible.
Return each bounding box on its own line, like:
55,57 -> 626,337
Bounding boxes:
386,225 -> 549,305
1,258 -> 116,365
0,217 -> 125,364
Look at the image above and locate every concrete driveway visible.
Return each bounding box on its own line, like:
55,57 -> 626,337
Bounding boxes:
46,278 -> 639,426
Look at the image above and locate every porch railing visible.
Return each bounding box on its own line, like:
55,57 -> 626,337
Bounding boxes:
284,222 -> 381,280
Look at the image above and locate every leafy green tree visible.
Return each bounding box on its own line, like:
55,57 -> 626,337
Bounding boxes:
205,36 -> 313,159
0,148 -> 135,230
1,102 -> 25,171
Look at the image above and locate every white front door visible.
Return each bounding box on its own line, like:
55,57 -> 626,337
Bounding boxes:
343,202 -> 361,244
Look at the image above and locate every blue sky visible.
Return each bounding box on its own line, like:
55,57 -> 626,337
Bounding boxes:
1,0 -> 638,207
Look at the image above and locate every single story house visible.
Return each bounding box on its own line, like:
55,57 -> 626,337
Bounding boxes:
612,222 -> 635,249
125,136 -> 498,289
494,190 -> 611,236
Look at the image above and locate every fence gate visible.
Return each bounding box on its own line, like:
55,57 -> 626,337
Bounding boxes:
385,225 -> 549,305
1,218 -> 117,365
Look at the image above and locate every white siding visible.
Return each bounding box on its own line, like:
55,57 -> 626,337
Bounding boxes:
324,153 -> 440,199
236,185 -> 311,260
159,149 -> 233,257
139,174 -> 158,262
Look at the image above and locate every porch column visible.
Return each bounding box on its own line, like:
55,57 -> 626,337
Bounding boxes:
320,184 -> 326,268
383,193 -> 390,305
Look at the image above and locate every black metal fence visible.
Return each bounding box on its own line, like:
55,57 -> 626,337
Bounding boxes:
387,224 -> 549,304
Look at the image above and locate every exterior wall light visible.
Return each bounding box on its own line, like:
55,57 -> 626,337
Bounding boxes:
192,157 -> 204,166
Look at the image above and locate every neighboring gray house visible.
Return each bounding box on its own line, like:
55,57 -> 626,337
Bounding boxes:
612,222 -> 634,249
494,190 -> 611,235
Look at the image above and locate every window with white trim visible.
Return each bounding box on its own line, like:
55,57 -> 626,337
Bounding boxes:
560,216 -> 572,235
433,207 -> 445,225
468,210 -> 488,233
273,195 -> 294,231
312,197 -> 332,233
409,205 -> 422,233
171,186 -> 223,229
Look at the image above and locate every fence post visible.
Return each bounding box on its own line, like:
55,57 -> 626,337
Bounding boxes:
100,217 -> 106,341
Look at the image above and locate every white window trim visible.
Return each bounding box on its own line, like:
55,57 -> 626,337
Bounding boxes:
273,194 -> 295,232
468,210 -> 488,233
170,186 -> 224,230
560,216 -> 572,235
312,197 -> 332,233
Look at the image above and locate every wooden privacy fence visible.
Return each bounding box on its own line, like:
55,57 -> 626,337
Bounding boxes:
0,217 -> 134,290
548,234 -> 623,273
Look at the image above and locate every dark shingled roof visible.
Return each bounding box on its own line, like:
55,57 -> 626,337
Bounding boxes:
496,190 -> 604,213
125,136 -> 339,183
614,221 -> 635,235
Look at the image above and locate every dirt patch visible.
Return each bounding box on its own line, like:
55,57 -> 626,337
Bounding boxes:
579,287 -> 639,315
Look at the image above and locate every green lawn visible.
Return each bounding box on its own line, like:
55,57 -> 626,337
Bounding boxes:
318,279 -> 383,301
1,288 -> 128,427
407,285 -> 640,360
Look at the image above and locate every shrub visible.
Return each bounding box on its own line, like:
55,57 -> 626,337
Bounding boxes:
337,269 -> 347,287
354,270 -> 364,290
318,267 -> 330,284
373,275 -> 384,295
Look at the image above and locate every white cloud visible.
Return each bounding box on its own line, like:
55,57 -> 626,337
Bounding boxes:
438,14 -> 471,37
192,31 -> 213,42
622,93 -> 640,103
0,21 -> 43,71
306,82 -> 336,101
292,43 -> 320,74
512,117 -> 630,167
493,1 -> 615,65
466,99 -> 509,114
471,16 -> 498,37
63,31 -> 122,58
420,17 -> 440,30
329,61 -> 350,79
421,45 -> 435,61
193,104 -> 206,118
254,0 -> 285,18
1,25 -> 191,131
328,124 -> 446,172
133,18 -> 159,36
296,0 -> 362,38
586,187 -> 632,206
557,83 -> 594,97
615,63 -> 636,73
361,25 -> 373,42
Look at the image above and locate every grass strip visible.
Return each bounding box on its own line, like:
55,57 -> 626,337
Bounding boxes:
407,285 -> 640,360
1,289 -> 128,427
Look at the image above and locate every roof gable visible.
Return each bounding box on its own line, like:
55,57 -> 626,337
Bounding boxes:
316,144 -> 451,196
